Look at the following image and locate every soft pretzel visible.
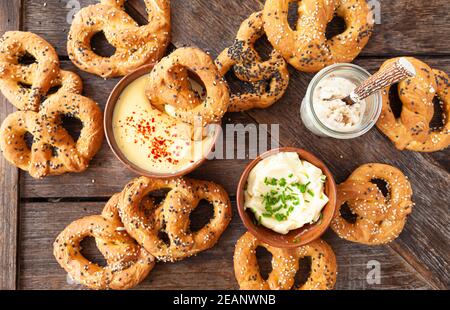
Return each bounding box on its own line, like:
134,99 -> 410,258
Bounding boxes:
331,163 -> 413,245
215,12 -> 289,112
234,232 -> 337,290
146,47 -> 230,125
118,176 -> 232,262
0,31 -> 60,111
376,57 -> 450,152
67,0 -> 171,78
263,0 -> 374,72
0,93 -> 103,179
54,194 -> 155,290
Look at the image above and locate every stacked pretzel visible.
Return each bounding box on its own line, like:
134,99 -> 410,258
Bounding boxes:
0,31 -> 104,178
54,176 -> 232,290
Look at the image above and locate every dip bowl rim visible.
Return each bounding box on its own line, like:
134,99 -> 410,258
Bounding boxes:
104,63 -> 221,179
236,147 -> 337,248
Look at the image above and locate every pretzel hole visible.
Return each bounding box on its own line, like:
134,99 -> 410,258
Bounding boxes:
40,84 -> 62,102
18,52 -> 37,66
91,31 -> 116,57
255,247 -> 273,280
287,1 -> 300,31
340,202 -> 357,224
293,256 -> 312,289
388,83 -> 403,119
370,178 -> 390,198
144,188 -> 171,206
79,237 -> 107,267
224,69 -> 258,97
189,199 -> 214,232
158,223 -> 171,246
253,35 -> 273,62
430,96 -> 446,130
124,1 -> 148,26
188,71 -> 207,101
61,115 -> 83,142
18,82 -> 32,90
325,15 -> 347,40
24,132 -> 34,149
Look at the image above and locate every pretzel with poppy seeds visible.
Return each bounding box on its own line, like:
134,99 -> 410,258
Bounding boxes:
263,0 -> 374,72
0,92 -> 103,179
118,176 -> 232,262
0,31 -> 61,111
331,163 -> 413,245
376,57 -> 450,152
67,0 -> 171,78
146,47 -> 230,126
215,11 -> 289,112
54,194 -> 155,290
234,232 -> 337,290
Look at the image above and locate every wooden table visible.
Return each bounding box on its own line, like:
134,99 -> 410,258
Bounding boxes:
0,0 -> 449,290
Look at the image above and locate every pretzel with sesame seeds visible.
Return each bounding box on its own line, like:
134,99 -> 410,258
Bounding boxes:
331,163 -> 413,245
67,0 -> 170,78
234,232 -> 337,290
215,11 -> 289,112
0,31 -> 61,111
263,0 -> 374,72
54,194 -> 155,290
0,92 -> 103,179
146,47 -> 230,126
376,57 -> 450,152
118,176 -> 232,262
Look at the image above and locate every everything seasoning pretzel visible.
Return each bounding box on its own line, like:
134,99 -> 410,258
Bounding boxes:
54,194 -> 155,290
67,0 -> 171,78
331,163 -> 413,245
0,93 -> 103,179
263,0 -> 374,72
146,47 -> 230,126
0,31 -> 60,111
376,57 -> 450,152
234,232 -> 337,290
118,176 -> 232,262
215,12 -> 289,112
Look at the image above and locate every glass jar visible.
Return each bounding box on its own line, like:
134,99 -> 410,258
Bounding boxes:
300,63 -> 382,139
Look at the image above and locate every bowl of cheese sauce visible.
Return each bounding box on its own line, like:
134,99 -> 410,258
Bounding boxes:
105,64 -> 220,178
237,148 -> 337,248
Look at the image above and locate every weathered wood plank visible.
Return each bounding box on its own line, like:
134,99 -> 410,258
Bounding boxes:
0,0 -> 21,290
21,0 -> 450,58
19,201 -> 431,290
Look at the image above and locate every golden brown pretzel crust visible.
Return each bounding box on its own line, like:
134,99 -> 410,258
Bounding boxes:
331,163 -> 413,245
67,0 -> 171,78
215,12 -> 289,112
53,194 -> 155,290
234,232 -> 337,290
0,31 -> 60,111
118,176 -> 232,262
263,0 -> 373,72
0,93 -> 103,178
146,47 -> 230,126
376,57 -> 450,152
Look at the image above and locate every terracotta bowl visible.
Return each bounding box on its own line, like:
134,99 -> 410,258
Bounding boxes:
104,64 -> 221,178
236,147 -> 337,248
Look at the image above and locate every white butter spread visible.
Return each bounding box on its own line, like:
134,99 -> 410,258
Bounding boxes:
244,152 -> 329,234
313,75 -> 366,132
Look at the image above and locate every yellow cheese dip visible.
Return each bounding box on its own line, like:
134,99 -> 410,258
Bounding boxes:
112,75 -> 216,174
244,152 -> 329,234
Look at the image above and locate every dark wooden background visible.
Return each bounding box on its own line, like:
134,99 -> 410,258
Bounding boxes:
0,0 -> 449,290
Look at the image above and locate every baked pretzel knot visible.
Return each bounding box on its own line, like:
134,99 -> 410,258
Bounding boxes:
118,176 -> 232,262
376,57 -> 450,152
0,31 -> 64,111
234,232 -> 337,290
331,163 -> 413,245
146,47 -> 230,125
0,93 -> 103,178
54,194 -> 155,290
215,12 -> 289,112
67,0 -> 171,78
263,0 -> 374,72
